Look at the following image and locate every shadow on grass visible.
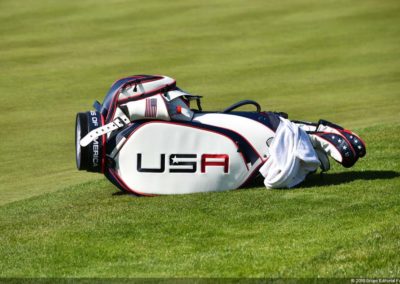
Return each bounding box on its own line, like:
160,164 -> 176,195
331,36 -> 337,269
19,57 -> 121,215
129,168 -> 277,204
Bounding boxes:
111,170 -> 400,195
243,170 -> 400,189
112,191 -> 129,196
299,170 -> 400,188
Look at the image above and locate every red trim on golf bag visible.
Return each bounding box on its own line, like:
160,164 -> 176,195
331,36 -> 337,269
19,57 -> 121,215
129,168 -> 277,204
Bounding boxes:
100,113 -> 106,174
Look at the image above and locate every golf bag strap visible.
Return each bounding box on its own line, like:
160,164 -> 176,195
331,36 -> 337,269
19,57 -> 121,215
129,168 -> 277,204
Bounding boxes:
80,114 -> 130,147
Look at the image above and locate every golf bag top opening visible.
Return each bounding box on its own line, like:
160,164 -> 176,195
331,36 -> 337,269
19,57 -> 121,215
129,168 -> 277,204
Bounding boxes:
75,111 -> 105,173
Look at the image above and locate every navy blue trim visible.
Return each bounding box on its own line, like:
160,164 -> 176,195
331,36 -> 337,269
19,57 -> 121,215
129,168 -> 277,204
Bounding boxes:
226,111 -> 281,132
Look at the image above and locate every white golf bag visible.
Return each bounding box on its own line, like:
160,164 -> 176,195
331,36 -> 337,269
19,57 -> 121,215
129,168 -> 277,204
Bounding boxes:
75,75 -> 366,196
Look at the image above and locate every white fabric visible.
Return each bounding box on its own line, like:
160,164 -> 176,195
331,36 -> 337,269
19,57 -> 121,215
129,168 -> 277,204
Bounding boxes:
259,118 -> 320,189
80,113 -> 130,147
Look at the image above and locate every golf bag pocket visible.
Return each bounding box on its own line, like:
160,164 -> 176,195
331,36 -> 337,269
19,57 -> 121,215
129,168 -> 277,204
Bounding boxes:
119,94 -> 171,121
106,121 -> 262,195
119,92 -> 194,122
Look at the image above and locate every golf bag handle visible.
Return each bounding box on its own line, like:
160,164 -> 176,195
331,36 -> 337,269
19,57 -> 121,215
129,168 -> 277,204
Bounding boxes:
223,100 -> 261,113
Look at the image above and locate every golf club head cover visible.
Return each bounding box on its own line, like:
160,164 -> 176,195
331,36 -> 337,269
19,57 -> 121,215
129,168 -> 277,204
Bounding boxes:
309,131 -> 358,168
300,119 -> 366,168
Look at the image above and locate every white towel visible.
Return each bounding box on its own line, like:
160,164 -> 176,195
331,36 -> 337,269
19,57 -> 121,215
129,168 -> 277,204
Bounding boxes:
259,117 -> 320,189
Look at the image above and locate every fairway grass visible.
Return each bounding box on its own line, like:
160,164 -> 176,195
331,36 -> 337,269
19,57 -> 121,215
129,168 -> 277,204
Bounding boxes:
1,124 -> 399,277
1,0 -> 399,278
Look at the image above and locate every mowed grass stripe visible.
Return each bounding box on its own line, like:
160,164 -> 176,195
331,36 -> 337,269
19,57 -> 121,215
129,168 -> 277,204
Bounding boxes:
0,0 -> 399,204
0,0 -> 399,277
0,124 -> 399,277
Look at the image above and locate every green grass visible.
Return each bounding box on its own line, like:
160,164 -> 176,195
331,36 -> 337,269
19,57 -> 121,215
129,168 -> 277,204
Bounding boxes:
0,124 -> 399,277
0,0 -> 399,278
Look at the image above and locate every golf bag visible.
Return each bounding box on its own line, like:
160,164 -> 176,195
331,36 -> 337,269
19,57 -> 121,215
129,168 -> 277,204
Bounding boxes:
75,75 -> 366,195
